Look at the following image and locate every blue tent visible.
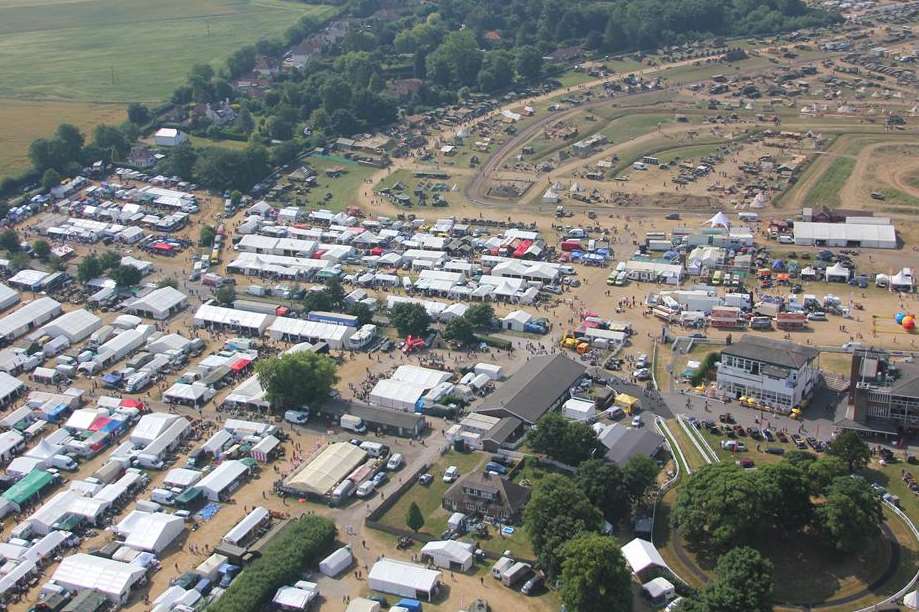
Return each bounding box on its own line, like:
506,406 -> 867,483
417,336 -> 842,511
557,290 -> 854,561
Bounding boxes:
771,259 -> 785,272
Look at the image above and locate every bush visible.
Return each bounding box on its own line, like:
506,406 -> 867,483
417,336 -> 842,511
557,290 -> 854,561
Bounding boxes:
210,515 -> 335,612
690,351 -> 720,387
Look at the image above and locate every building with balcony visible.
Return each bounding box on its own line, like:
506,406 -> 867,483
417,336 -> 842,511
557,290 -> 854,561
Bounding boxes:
842,349 -> 919,437
716,335 -> 819,412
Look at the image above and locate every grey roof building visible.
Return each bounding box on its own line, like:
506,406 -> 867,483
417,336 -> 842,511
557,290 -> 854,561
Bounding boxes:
475,354 -> 586,425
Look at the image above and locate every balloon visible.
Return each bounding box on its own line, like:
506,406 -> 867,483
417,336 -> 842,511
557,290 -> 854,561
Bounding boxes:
904,317 -> 916,331
896,312 -> 907,324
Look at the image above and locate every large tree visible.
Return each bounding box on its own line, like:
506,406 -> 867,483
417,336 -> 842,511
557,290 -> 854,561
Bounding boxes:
526,412 -> 604,467
389,302 -> 432,337
443,317 -> 476,345
0,229 -> 19,253
622,455 -> 660,504
524,474 -> 602,578
756,462 -> 813,531
255,351 -> 338,411
406,501 -> 425,532
807,455 -> 848,494
463,303 -> 494,329
695,547 -> 774,612
559,534 -> 632,612
827,431 -> 870,473
77,254 -> 102,283
816,476 -> 883,552
672,462 -> 763,552
575,459 -> 630,524
110,265 -> 142,288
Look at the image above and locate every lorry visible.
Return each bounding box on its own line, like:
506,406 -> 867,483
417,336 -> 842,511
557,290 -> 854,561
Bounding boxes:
307,311 -> 360,327
340,414 -> 367,434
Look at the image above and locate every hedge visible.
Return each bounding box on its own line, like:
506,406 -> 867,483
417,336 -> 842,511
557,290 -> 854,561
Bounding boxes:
476,334 -> 512,350
209,515 -> 336,612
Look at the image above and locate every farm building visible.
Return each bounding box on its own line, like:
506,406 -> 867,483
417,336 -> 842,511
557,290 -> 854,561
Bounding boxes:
193,304 -> 272,336
346,404 -> 426,438
8,269 -> 50,291
368,559 -> 442,601
793,221 -> 896,249
51,553 -> 146,604
443,472 -> 530,523
154,128 -> 188,147
126,286 -> 188,320
196,459 -> 249,501
283,442 -> 367,497
476,354 -> 585,425
0,298 -> 62,344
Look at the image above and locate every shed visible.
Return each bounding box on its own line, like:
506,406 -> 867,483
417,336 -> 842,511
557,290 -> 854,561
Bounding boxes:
197,460 -> 249,501
561,398 -> 596,422
368,559 -> 442,601
642,577 -> 676,605
116,510 -> 185,553
128,286 -> 188,320
420,540 -> 474,571
622,538 -> 668,580
222,506 -> 269,546
319,545 -> 353,577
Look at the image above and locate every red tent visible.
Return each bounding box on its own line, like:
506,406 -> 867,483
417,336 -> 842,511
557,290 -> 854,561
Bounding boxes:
121,398 -> 144,410
230,358 -> 252,373
370,247 -> 384,256
89,416 -> 111,432
151,242 -> 173,252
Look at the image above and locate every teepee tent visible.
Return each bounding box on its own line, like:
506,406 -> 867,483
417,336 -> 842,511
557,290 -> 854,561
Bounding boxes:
707,211 -> 731,228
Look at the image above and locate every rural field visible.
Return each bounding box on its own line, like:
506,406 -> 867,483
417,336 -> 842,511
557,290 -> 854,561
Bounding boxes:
0,0 -> 335,103
0,99 -> 125,174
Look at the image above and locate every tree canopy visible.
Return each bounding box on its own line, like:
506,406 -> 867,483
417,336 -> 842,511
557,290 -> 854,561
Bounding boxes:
526,412 -> 604,467
255,351 -> 338,411
389,302 -> 432,338
524,473 -> 602,578
827,431 -> 870,473
816,475 -> 883,552
683,546 -> 774,612
559,534 -> 633,612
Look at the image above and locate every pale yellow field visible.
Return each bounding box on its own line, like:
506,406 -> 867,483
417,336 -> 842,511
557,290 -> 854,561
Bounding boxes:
0,98 -> 125,175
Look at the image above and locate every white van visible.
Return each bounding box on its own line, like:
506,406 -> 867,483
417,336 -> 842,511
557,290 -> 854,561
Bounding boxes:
284,410 -> 310,424
340,414 -> 367,434
151,488 -> 176,505
51,455 -> 78,471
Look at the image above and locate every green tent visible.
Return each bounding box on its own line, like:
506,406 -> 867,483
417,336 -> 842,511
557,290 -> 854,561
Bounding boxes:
3,469 -> 55,507
240,457 -> 258,471
175,487 -> 204,508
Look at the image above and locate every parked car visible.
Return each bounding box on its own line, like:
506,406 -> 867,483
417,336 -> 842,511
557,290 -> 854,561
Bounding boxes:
631,415 -> 642,428
443,466 -> 460,483
633,368 -> 651,381
418,473 -> 433,486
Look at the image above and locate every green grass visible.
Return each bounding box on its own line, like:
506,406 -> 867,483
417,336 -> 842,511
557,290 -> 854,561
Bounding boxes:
373,168 -> 466,209
285,154 -> 378,211
185,134 -> 250,151
377,450 -> 486,538
803,156 -> 856,207
0,0 -> 336,102
556,70 -> 595,88
656,143 -> 724,164
598,113 -> 676,143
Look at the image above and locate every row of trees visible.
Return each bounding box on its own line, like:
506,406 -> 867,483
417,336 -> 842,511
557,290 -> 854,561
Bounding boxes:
673,432 -> 882,555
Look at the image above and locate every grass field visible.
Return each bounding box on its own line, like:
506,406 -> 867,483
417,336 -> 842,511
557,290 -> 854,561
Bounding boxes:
0,0 -> 336,102
0,98 -> 125,174
803,156 -> 856,207
294,155 -> 378,211
374,450 -> 538,559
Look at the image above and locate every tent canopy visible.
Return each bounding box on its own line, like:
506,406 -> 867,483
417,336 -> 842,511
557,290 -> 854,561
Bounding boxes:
706,211 -> 731,228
